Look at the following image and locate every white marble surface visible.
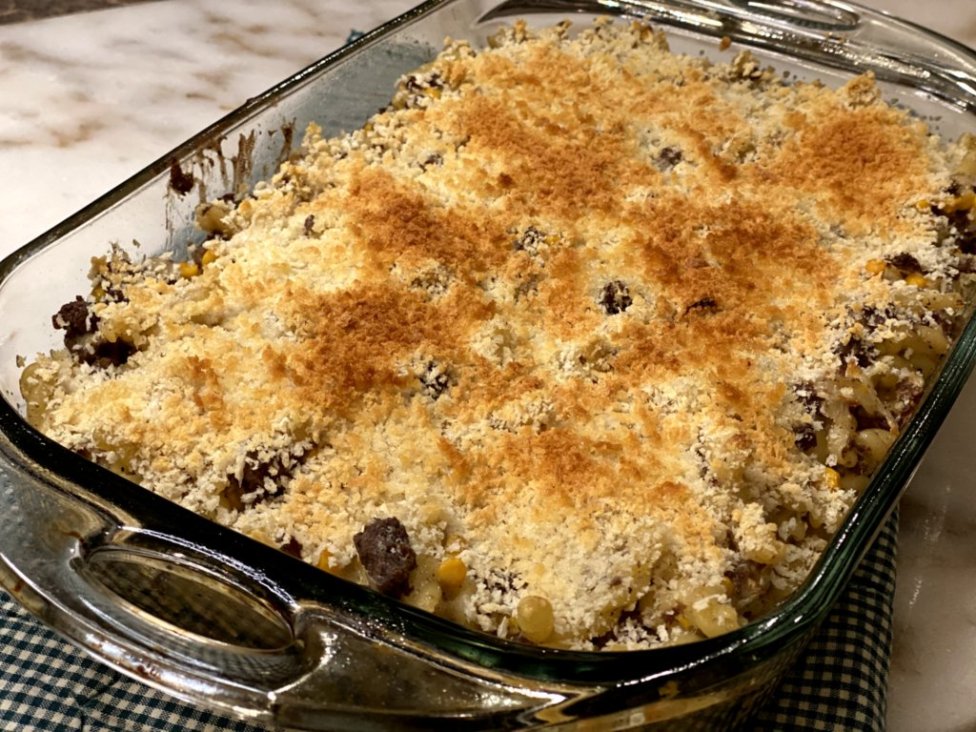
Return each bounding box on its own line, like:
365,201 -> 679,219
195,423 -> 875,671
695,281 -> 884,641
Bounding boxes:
1,0 -> 975,728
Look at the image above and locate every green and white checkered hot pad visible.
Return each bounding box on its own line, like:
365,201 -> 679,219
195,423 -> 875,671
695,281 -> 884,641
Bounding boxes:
0,508 -> 897,731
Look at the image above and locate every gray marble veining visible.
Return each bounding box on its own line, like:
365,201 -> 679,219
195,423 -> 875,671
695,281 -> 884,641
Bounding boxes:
0,0 -> 160,26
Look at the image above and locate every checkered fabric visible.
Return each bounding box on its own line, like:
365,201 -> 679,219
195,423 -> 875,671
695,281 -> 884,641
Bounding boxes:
0,594 -> 267,732
0,509 -> 898,732
752,507 -> 898,732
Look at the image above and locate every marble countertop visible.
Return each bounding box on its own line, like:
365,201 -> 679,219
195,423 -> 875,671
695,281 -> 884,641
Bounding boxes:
0,1 -> 974,729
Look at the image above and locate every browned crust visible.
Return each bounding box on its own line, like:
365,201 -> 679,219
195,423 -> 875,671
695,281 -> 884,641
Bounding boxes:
23,21 -> 964,649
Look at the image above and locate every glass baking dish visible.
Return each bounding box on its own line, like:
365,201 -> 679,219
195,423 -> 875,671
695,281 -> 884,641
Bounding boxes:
1,0 -> 975,728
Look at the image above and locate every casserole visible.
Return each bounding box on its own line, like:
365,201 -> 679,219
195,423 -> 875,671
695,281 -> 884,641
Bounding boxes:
2,0 -> 976,728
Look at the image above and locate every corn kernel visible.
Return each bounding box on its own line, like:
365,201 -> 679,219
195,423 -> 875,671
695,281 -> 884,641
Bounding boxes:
316,549 -> 332,572
905,273 -> 928,288
179,262 -> 200,278
516,595 -> 554,643
864,259 -> 886,276
407,577 -> 442,612
425,86 -> 443,99
659,681 -> 680,699
685,602 -> 739,638
915,199 -> 930,210
247,529 -> 275,547
200,249 -> 217,267
824,467 -> 841,490
949,190 -> 976,212
435,555 -> 467,594
676,612 -> 692,631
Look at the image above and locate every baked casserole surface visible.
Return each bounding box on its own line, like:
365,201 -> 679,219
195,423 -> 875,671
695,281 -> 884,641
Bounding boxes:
21,20 -> 976,650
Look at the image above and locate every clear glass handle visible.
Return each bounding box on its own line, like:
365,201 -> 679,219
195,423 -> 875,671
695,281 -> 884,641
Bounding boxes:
482,0 -> 976,112
0,434 -> 569,730
724,0 -> 860,30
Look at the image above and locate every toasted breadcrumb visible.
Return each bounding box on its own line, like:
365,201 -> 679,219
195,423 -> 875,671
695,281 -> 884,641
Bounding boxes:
22,20 -> 976,650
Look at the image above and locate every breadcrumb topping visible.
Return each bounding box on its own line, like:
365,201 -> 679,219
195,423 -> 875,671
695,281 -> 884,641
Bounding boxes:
22,20 -> 976,650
